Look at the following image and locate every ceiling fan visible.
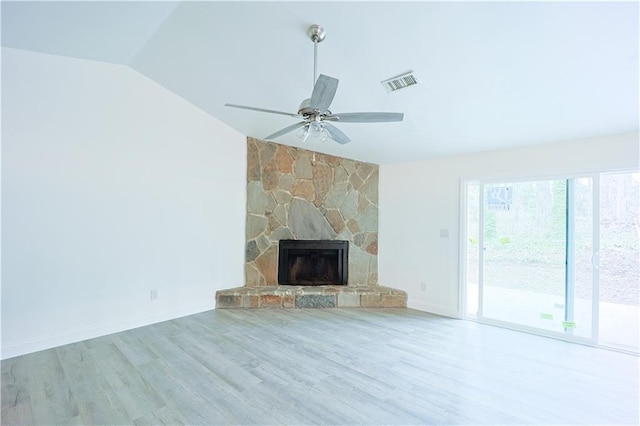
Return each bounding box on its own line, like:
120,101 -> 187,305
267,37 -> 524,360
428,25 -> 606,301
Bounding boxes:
225,25 -> 404,145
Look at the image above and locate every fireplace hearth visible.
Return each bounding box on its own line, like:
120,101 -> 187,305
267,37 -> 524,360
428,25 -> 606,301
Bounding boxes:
278,240 -> 348,286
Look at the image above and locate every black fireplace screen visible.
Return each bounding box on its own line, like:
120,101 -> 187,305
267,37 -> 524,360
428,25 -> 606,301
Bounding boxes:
278,240 -> 348,286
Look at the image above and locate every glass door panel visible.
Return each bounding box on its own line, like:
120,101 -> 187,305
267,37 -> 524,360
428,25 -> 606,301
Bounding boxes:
598,172 -> 639,351
482,180 -> 568,333
466,183 -> 480,317
568,178 -> 595,339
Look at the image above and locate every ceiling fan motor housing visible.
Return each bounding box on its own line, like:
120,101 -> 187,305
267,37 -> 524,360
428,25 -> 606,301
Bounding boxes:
298,98 -> 330,119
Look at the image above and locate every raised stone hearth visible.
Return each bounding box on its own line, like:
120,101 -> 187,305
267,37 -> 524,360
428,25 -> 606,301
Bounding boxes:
216,285 -> 407,309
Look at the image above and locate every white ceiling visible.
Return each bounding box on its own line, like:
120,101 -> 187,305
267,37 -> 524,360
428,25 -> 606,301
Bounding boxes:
2,1 -> 638,164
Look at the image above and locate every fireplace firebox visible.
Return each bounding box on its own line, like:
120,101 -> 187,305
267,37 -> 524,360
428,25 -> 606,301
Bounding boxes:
278,240 -> 348,286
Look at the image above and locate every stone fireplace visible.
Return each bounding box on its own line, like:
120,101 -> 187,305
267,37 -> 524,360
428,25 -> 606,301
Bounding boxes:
215,137 -> 406,309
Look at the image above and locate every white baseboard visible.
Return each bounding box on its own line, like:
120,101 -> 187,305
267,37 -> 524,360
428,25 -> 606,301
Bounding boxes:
1,303 -> 214,360
407,298 -> 460,319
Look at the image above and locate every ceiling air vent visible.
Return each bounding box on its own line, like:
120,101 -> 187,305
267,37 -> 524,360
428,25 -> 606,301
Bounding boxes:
381,72 -> 418,92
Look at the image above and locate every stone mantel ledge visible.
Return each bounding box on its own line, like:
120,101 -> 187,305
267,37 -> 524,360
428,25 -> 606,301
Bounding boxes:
216,285 -> 407,309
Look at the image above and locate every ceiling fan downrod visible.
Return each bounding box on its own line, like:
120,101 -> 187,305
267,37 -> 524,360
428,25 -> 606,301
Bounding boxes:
307,25 -> 326,87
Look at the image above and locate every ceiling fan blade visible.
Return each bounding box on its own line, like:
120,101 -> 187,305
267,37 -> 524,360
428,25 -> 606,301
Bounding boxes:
264,121 -> 307,140
323,123 -> 351,145
326,112 -> 404,123
225,103 -> 300,118
309,74 -> 339,112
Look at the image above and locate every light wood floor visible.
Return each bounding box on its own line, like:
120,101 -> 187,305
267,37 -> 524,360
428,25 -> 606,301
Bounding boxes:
2,308 -> 638,425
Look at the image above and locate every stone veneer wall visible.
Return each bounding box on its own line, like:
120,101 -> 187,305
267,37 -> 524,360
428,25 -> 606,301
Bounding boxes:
245,137 -> 379,287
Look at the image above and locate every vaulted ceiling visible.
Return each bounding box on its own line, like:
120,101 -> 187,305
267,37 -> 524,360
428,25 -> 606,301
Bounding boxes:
3,1 -> 638,164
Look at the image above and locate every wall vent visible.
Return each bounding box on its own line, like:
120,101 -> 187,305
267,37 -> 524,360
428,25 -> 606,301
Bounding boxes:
381,72 -> 418,92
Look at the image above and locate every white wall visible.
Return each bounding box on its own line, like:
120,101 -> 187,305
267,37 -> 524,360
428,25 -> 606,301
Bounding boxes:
379,133 -> 639,317
1,48 -> 246,359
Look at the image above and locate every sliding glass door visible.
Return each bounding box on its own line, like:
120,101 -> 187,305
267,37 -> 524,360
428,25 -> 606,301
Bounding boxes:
465,177 -> 597,343
464,172 -> 639,352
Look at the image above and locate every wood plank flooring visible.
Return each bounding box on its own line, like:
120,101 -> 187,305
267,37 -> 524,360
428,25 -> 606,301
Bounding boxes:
2,308 -> 639,425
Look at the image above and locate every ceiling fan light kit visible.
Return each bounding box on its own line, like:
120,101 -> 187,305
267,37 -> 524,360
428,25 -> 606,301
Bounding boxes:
298,120 -> 329,143
225,25 -> 404,145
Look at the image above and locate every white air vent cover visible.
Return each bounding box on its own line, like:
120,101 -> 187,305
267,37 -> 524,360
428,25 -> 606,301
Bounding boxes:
381,72 -> 418,92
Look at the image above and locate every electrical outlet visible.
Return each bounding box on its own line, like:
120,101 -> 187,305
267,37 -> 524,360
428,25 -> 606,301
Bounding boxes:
420,282 -> 426,291
150,289 -> 158,300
